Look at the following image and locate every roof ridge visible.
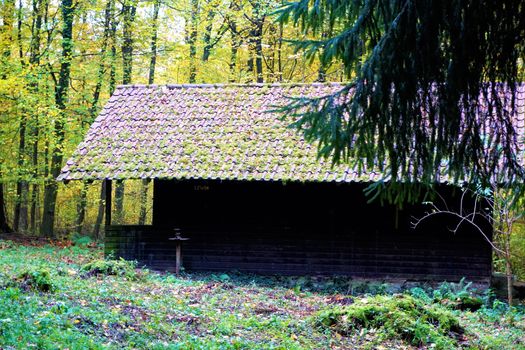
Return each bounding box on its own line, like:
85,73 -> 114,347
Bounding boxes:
115,82 -> 525,89
115,82 -> 347,90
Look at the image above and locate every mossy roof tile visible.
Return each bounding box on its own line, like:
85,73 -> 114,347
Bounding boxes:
58,83 -> 525,183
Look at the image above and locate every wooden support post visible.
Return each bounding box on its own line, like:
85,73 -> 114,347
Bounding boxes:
105,179 -> 112,226
175,243 -> 181,275
169,228 -> 189,276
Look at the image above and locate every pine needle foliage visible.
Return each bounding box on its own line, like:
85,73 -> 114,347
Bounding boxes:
276,1 -> 525,203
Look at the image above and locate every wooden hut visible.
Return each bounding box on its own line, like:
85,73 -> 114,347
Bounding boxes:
58,83 -> 515,281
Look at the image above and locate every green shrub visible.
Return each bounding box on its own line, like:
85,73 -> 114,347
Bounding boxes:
315,294 -> 462,349
409,279 -> 484,311
12,268 -> 56,293
72,235 -> 93,247
80,258 -> 139,280
478,299 -> 525,323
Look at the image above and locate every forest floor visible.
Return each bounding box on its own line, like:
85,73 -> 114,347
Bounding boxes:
0,239 -> 523,350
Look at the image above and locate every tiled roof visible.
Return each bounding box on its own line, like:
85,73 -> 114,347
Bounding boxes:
58,83 -> 525,183
59,83 -> 376,182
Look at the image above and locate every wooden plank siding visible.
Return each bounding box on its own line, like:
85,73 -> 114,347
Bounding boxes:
104,180 -> 492,281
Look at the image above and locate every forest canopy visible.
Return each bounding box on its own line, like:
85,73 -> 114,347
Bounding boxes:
277,0 -> 525,202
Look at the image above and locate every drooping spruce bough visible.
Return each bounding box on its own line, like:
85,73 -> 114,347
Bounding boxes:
276,0 -> 525,203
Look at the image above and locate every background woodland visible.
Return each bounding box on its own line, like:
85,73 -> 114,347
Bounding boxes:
0,0 -> 342,238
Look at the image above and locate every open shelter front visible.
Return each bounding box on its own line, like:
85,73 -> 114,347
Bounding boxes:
57,83 -> 510,281
102,178 -> 492,281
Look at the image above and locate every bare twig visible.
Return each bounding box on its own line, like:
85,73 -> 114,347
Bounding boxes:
412,209 -> 504,255
413,184 -> 521,305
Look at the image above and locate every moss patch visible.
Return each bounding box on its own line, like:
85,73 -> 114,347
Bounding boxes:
11,268 -> 56,293
81,258 -> 140,280
315,294 -> 463,349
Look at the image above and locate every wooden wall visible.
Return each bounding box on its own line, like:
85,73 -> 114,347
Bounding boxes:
105,179 -> 492,281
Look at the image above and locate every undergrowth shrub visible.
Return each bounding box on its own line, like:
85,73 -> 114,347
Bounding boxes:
409,278 -> 484,311
11,268 -> 55,292
478,299 -> 525,325
315,294 -> 462,349
72,235 -> 93,247
81,258 -> 141,280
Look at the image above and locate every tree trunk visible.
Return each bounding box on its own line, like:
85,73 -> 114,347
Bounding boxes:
0,183 -> 11,233
136,2 -> 160,224
229,25 -> 239,82
18,183 -> 29,232
277,19 -> 283,82
15,0 -> 39,231
0,167 -> 12,233
14,114 -> 28,233
114,180 -> 124,224
0,1 -> 14,234
121,0 -> 137,85
89,0 -> 114,119
17,0 -> 23,61
29,0 -> 42,64
41,0 -> 73,237
246,3 -> 264,83
108,0 -> 117,96
246,48 -> 254,81
148,0 -> 160,84
317,29 -> 331,82
75,181 -> 88,234
116,0 -> 137,223
138,179 -> 150,225
29,182 -> 39,232
188,0 -> 198,83
29,114 -> 40,234
254,29 -> 263,83
201,6 -> 215,62
317,64 -> 327,82
226,0 -> 240,82
93,181 -> 106,240
505,234 -> 513,305
29,0 -> 44,234
85,0 -> 113,238
266,24 -> 275,81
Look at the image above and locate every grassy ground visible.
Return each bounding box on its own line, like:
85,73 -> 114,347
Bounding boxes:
0,239 -> 523,350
